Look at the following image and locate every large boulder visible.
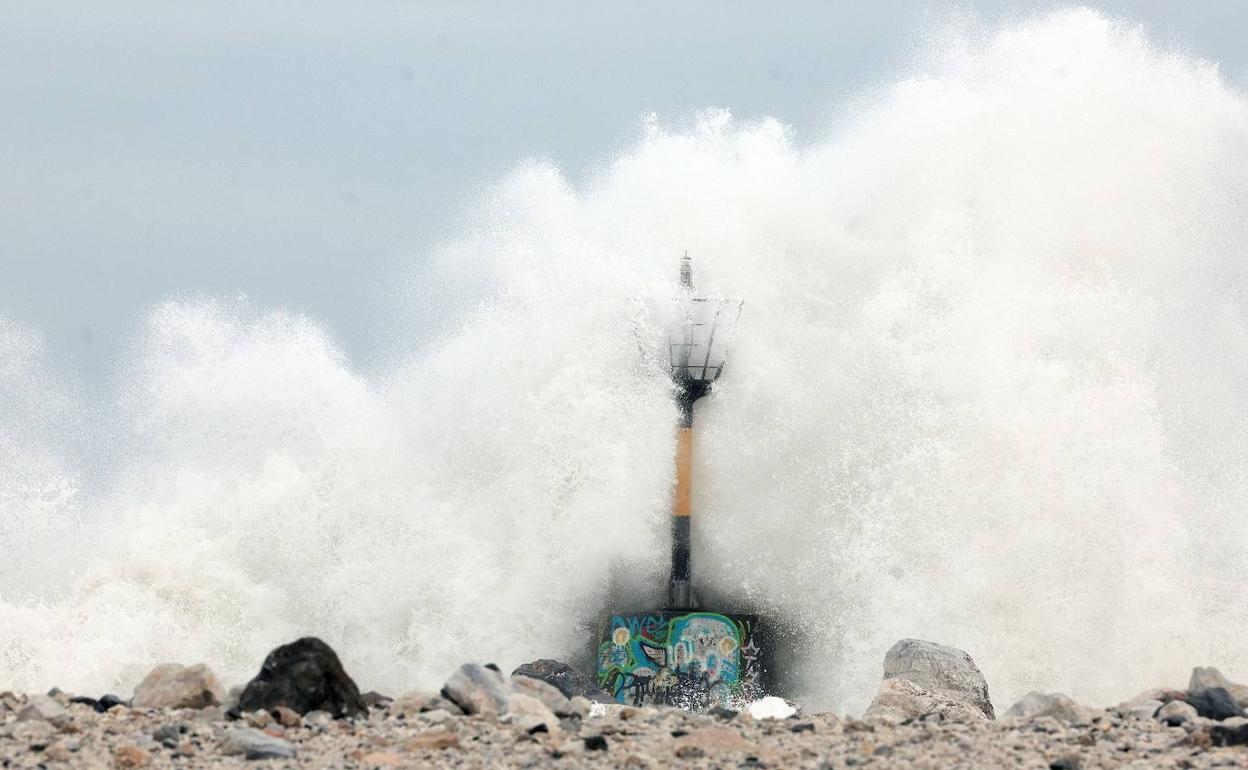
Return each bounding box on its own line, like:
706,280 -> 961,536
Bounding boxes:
132,663 -> 224,710
1191,667 -> 1248,708
236,637 -> 366,719
872,639 -> 994,720
1005,692 -> 1097,723
442,664 -> 511,716
864,677 -> 991,722
511,659 -> 612,702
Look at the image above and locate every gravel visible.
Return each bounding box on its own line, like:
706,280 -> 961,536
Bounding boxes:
3,692 -> 1248,769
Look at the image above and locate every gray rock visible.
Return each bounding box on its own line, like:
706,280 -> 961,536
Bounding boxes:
864,677 -> 991,722
1156,699 -> 1198,726
219,727 -> 297,759
1005,692 -> 1096,723
568,696 -> 594,719
506,693 -> 559,734
878,639 -> 994,719
511,659 -> 612,702
511,675 -> 574,716
389,690 -> 463,717
1118,698 -> 1164,720
16,694 -> 70,726
442,663 -> 511,716
132,663 -> 224,709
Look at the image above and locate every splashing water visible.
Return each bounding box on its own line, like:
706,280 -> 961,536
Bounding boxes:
3,9 -> 1248,713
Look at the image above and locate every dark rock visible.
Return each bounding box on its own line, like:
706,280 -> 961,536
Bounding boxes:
1049,757 -> 1082,770
361,691 -> 392,709
98,694 -> 125,712
69,696 -> 99,711
1210,722 -> 1248,747
583,735 -> 608,752
236,637 -> 366,719
1187,688 -> 1246,721
511,659 -> 612,702
707,706 -> 738,720
790,722 -> 815,733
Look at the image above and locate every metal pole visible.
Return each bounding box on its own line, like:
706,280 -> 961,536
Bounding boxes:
669,379 -> 709,609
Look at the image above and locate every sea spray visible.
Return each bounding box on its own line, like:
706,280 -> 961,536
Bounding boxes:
3,8 -> 1248,713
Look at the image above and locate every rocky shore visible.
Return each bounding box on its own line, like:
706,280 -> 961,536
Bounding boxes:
3,637 -> 1247,769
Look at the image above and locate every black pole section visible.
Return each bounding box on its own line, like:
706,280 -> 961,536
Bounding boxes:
669,379 -> 710,609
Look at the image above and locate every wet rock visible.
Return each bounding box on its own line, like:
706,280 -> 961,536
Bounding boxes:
1210,721 -> 1248,747
219,726 -> 297,759
1186,687 -> 1246,720
506,693 -> 559,734
511,674 -> 573,716
442,663 -> 511,716
864,677 -> 991,722
16,694 -> 70,726
236,637 -> 366,719
1156,699 -> 1198,726
512,659 -> 611,701
132,663 -> 224,709
878,639 -> 995,719
1005,692 -> 1096,723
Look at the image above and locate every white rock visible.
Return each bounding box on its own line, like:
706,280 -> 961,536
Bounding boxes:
132,663 -> 224,710
747,696 -> 797,720
1156,700 -> 1198,726
511,675 -> 573,716
16,695 -> 69,726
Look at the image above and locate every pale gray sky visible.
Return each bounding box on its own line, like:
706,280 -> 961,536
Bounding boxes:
2,1 -> 1246,377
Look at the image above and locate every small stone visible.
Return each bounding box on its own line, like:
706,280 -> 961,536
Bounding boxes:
708,706 -> 738,720
361,691 -> 393,708
173,741 -> 196,758
303,710 -> 333,727
790,722 -> 815,733
359,751 -> 402,765
219,726 -> 297,759
1157,699 -> 1198,726
17,694 -> 70,726
273,706 -> 302,728
506,693 -> 559,734
113,744 -> 151,768
583,734 -> 609,751
132,663 -> 224,710
152,723 -> 186,746
748,696 -> 797,720
1048,756 -> 1082,770
1006,692 -> 1097,723
43,741 -> 73,762
404,728 -> 460,751
422,709 -> 452,724
97,694 -> 125,712
568,696 -> 593,719
245,709 -> 272,728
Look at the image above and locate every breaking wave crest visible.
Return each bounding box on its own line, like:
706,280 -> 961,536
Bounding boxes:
3,9 -> 1248,712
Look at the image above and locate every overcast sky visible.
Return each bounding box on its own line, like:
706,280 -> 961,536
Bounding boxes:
3,1 -> 1246,379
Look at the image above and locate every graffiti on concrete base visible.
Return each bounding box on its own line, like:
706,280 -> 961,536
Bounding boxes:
597,611 -> 762,709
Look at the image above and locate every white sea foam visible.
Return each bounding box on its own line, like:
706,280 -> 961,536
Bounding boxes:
3,9 -> 1248,713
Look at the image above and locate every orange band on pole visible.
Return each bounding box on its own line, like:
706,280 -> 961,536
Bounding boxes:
675,427 -> 693,517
